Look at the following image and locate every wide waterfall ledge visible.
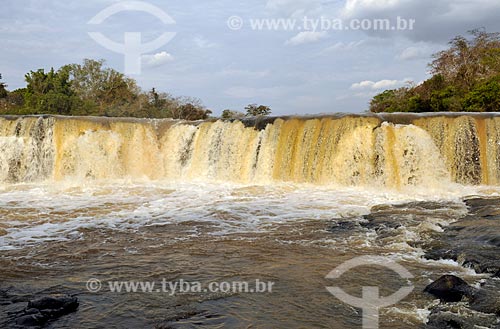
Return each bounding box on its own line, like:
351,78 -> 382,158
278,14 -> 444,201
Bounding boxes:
1,113 -> 500,187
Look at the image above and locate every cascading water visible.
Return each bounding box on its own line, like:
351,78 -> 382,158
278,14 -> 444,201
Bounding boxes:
1,114 -> 500,328
0,114 -> 499,187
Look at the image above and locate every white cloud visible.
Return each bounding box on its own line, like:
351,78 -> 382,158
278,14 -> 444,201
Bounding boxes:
398,47 -> 421,60
142,51 -> 174,68
265,0 -> 324,18
340,0 -> 500,42
285,31 -> 328,46
343,0 -> 403,17
396,43 -> 444,61
397,46 -> 426,60
321,40 -> 365,53
350,78 -> 411,90
194,36 -> 216,49
218,69 -> 270,79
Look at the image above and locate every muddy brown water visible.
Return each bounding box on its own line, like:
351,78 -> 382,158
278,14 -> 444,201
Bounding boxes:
1,183 -> 498,328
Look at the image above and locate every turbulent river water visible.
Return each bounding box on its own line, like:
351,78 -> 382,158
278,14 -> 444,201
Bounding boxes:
0,114 -> 499,328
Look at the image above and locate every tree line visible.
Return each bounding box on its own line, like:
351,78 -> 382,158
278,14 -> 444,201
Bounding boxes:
370,30 -> 500,113
0,59 -> 272,120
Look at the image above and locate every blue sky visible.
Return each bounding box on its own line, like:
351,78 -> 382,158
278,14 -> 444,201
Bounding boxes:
2,0 -> 500,115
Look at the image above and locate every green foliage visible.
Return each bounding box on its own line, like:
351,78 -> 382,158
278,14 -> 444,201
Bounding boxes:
370,30 -> 500,113
221,109 -> 245,119
370,90 -> 399,113
463,75 -> 500,112
245,104 -> 272,116
0,74 -> 7,99
0,59 -> 212,120
23,68 -> 81,115
429,86 -> 463,112
369,88 -> 428,113
63,59 -> 140,116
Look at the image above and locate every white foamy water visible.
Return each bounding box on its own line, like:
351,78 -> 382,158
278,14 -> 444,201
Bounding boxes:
0,181 -> 496,251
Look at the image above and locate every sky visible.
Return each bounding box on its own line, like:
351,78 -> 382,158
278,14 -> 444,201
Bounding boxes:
2,0 -> 500,116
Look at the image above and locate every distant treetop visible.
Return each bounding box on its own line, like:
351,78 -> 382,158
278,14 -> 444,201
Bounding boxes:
370,29 -> 500,113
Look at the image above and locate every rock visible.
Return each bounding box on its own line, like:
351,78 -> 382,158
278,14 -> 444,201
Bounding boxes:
425,311 -> 464,329
424,275 -> 473,302
15,295 -> 78,327
422,197 -> 500,276
469,287 -> 500,315
424,304 -> 499,329
16,314 -> 47,327
27,296 -> 78,311
24,308 -> 40,315
328,220 -> 359,233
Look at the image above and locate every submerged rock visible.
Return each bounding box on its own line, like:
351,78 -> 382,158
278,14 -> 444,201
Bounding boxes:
424,306 -> 500,329
15,295 -> 78,327
424,197 -> 500,276
424,275 -> 473,302
425,311 -> 466,329
469,286 -> 500,315
424,274 -> 500,329
27,296 -> 78,312
16,314 -> 47,327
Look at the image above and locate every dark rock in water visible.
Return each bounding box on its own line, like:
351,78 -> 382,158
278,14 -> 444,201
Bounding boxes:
424,275 -> 473,302
469,285 -> 500,315
328,220 -> 360,233
423,197 -> 500,276
15,295 -> 78,327
27,296 -> 78,312
425,311 -> 465,329
16,314 -> 47,327
424,304 -> 500,329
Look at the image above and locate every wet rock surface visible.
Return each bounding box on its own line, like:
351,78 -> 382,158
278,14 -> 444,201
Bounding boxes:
420,198 -> 500,328
424,305 -> 500,329
423,197 -> 500,276
356,198 -> 500,328
0,290 -> 79,328
424,275 -> 474,302
16,296 -> 78,328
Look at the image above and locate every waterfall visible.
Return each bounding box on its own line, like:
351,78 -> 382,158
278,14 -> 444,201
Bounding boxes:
1,114 -> 499,187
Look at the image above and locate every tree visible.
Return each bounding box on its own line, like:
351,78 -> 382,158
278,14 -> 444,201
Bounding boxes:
169,102 -> 212,120
463,75 -> 500,112
0,73 -> 7,99
221,109 -> 245,119
245,104 -> 272,116
23,68 -> 80,115
0,59 -> 213,119
430,29 -> 500,91
64,59 -> 140,115
370,30 -> 500,113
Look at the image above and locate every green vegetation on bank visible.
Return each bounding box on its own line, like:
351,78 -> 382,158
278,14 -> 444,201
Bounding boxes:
370,30 -> 500,113
0,59 -> 272,120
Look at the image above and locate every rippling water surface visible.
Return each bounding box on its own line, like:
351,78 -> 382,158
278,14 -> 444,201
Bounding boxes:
0,182 -> 498,328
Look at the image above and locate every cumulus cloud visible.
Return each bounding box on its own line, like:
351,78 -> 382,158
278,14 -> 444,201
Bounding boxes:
343,0 -> 405,17
193,36 -> 216,49
265,0 -> 324,17
350,78 -> 411,90
218,69 -> 270,78
321,40 -> 365,53
341,0 -> 500,43
285,31 -> 328,46
396,46 -> 431,60
142,51 -> 174,68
